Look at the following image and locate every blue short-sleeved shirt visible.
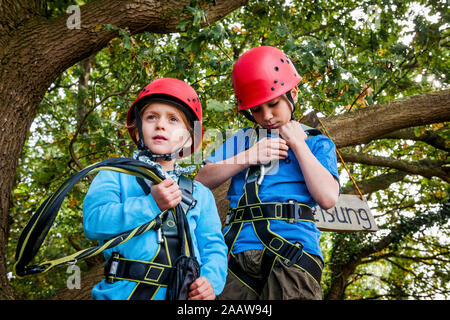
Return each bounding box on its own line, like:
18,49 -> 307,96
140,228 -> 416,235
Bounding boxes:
206,127 -> 339,261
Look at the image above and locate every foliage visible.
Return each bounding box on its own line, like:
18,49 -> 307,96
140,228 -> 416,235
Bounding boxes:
7,0 -> 449,299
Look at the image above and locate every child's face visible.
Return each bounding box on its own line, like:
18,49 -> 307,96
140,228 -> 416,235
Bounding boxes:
137,102 -> 192,156
249,87 -> 298,129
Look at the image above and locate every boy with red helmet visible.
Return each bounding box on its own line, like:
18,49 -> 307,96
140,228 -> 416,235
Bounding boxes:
196,46 -> 340,299
83,78 -> 227,300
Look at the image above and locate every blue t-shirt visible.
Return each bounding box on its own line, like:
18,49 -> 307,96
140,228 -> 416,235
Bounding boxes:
206,127 -> 339,262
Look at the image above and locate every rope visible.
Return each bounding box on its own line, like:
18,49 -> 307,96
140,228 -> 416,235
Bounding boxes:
298,114 -> 364,200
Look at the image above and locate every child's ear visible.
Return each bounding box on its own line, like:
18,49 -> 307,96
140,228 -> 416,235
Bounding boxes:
291,86 -> 299,104
135,130 -> 140,143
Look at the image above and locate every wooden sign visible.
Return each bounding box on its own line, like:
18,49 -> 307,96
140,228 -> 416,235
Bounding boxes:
313,194 -> 378,232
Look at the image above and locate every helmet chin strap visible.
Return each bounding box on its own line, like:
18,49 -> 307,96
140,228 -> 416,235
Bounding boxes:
134,106 -> 192,162
137,135 -> 192,162
285,90 -> 296,121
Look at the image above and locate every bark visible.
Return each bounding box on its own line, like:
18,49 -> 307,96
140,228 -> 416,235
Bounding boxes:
49,264 -> 104,300
316,89 -> 450,148
0,0 -> 248,300
340,151 -> 449,182
341,170 -> 408,195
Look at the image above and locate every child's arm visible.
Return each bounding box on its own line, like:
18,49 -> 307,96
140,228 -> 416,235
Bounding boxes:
279,121 -> 339,209
196,137 -> 288,189
83,170 -> 161,240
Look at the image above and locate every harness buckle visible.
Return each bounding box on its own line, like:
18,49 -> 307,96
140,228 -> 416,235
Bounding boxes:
283,242 -> 304,267
245,168 -> 260,184
225,212 -> 232,225
106,252 -> 121,284
257,164 -> 266,185
287,200 -> 300,223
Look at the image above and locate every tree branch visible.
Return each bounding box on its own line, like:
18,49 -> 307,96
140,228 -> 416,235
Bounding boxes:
341,170 -> 408,195
318,89 -> 450,148
68,74 -> 137,170
326,202 -> 450,299
339,151 -> 450,182
379,127 -> 449,152
1,0 -> 250,112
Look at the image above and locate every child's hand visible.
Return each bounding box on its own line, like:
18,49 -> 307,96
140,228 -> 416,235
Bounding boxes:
279,120 -> 308,147
188,276 -> 215,300
150,178 -> 182,211
247,137 -> 288,165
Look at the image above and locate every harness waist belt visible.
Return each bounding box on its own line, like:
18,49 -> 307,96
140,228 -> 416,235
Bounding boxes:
226,202 -> 314,225
105,254 -> 172,286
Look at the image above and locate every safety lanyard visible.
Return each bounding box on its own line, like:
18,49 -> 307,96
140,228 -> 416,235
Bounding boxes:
13,157 -> 195,278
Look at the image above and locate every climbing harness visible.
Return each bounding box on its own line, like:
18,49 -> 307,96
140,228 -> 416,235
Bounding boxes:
104,174 -> 199,300
14,157 -> 199,300
223,125 -> 324,297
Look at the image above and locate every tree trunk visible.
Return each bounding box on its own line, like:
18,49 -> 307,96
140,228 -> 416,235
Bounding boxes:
326,261 -> 361,300
0,70 -> 46,300
49,264 -> 104,300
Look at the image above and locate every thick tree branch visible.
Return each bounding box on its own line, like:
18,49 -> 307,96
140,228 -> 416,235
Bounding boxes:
340,151 -> 450,182
379,127 -> 449,152
316,89 -> 450,148
341,170 -> 408,195
1,0 -> 250,107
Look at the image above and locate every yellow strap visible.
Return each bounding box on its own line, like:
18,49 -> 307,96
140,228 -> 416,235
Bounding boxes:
14,160 -> 168,278
15,214 -> 162,278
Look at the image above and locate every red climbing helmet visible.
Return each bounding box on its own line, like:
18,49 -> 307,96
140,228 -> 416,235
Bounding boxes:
126,78 -> 203,157
232,46 -> 302,110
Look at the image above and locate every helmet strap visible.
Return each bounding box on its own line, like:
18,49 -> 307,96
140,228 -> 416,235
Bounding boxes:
241,90 -> 296,123
134,105 -> 146,151
285,90 -> 296,121
240,109 -> 257,123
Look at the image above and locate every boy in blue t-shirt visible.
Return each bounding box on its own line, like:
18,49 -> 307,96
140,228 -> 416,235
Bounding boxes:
196,46 -> 340,300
